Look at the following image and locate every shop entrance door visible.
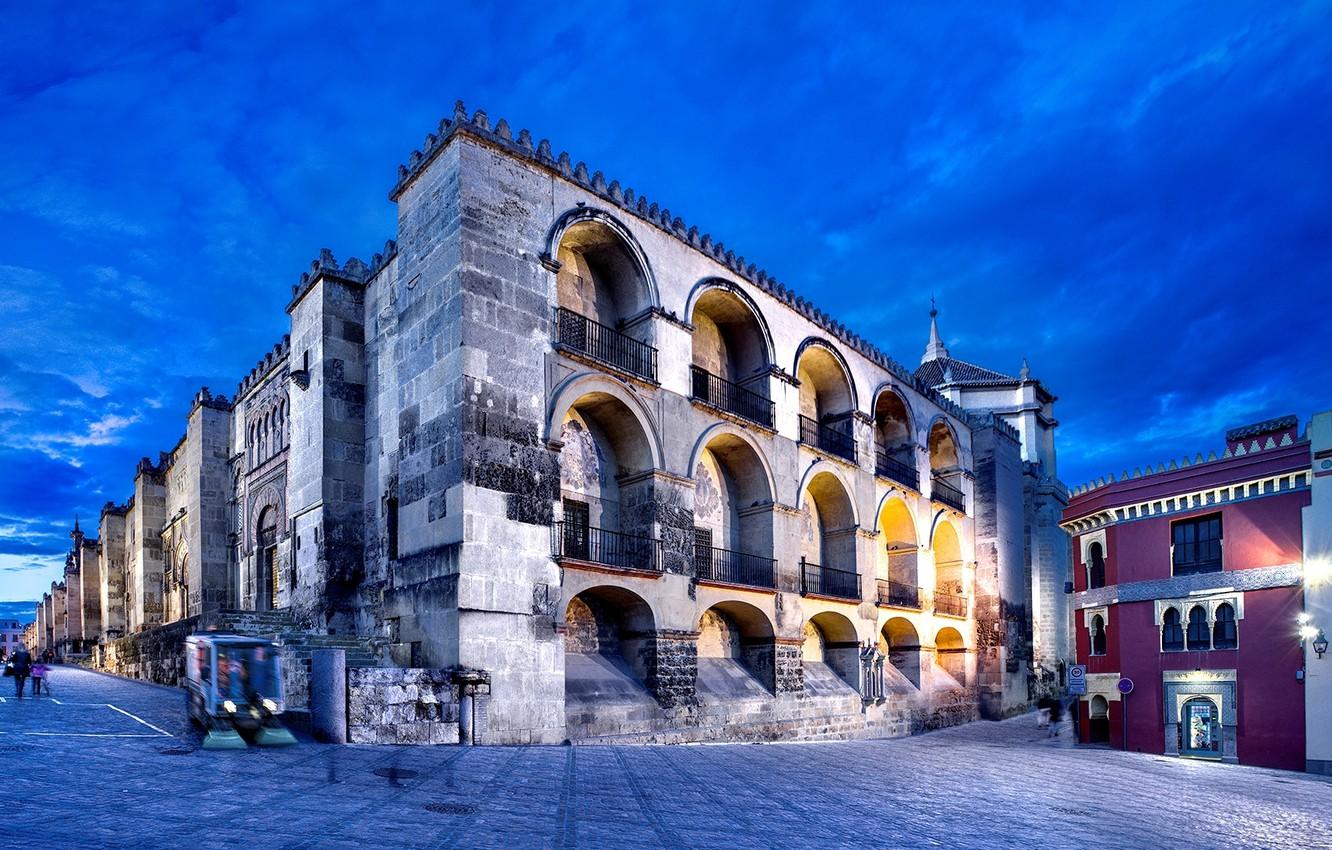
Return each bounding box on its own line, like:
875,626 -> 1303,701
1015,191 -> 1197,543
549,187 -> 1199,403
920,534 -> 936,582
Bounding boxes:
1180,697 -> 1222,759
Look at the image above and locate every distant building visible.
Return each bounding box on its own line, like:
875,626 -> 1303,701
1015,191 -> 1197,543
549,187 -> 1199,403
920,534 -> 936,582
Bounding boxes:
0,619 -> 24,658
1063,415 -> 1315,771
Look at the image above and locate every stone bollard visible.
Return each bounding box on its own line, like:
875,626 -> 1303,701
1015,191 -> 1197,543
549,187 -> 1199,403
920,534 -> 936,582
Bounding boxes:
310,649 -> 347,744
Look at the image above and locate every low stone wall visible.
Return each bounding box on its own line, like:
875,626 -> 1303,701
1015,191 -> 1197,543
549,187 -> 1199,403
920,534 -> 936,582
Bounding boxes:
346,668 -> 474,745
95,615 -> 203,687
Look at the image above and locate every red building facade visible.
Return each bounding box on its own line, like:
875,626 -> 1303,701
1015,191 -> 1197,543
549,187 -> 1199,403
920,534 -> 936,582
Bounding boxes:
1062,416 -> 1310,770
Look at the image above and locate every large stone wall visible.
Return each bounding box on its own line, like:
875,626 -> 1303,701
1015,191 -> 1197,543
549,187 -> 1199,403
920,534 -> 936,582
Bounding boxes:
97,615 -> 201,686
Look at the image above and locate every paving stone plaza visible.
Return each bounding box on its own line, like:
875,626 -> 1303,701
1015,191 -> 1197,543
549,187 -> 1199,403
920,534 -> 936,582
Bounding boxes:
4,667 -> 1329,849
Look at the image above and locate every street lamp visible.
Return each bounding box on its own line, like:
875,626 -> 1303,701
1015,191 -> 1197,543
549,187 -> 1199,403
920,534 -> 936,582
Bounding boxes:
1314,629 -> 1329,660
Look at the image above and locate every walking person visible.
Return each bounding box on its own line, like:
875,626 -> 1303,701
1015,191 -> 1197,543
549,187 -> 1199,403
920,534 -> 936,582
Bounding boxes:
31,659 -> 47,696
10,645 -> 32,699
1048,695 -> 1065,737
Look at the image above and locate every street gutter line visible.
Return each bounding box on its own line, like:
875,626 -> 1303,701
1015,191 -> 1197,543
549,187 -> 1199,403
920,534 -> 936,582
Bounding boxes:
105,703 -> 172,737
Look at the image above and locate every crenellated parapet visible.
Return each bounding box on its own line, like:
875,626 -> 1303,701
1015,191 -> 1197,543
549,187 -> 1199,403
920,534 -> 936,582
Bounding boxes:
190,386 -> 232,413
390,101 -> 966,424
285,242 -> 396,313
236,335 -> 292,400
1069,429 -> 1300,497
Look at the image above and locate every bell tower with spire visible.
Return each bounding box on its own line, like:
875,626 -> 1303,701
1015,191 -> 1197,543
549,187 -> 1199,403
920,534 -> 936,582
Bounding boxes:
921,297 -> 949,365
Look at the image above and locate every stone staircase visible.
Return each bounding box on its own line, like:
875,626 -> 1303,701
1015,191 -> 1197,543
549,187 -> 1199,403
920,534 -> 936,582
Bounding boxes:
211,609 -> 381,668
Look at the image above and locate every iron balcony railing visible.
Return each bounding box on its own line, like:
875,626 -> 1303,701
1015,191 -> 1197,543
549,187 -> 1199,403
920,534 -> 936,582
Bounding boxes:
875,449 -> 919,490
934,591 -> 968,617
551,521 -> 663,572
554,307 -> 658,382
799,415 -> 856,463
690,366 -> 775,428
800,557 -> 860,600
694,544 -> 777,590
931,476 -> 966,512
876,579 -> 922,610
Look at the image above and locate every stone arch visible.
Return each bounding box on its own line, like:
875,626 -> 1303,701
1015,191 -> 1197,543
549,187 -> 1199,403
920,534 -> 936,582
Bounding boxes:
798,467 -> 859,583
935,626 -> 967,686
871,384 -> 917,451
880,617 -> 921,689
547,207 -> 659,321
793,337 -> 858,420
690,426 -> 776,582
697,600 -> 777,694
564,585 -> 657,688
875,496 -> 919,590
255,503 -> 279,612
686,278 -> 776,382
548,372 -> 663,471
927,416 -> 962,471
802,610 -> 860,689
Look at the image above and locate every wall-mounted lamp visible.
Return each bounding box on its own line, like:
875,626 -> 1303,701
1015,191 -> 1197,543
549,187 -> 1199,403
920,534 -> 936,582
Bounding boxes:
1314,629 -> 1329,660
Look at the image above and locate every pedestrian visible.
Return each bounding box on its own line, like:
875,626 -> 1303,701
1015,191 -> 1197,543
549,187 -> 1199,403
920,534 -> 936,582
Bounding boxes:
1048,696 -> 1065,737
31,659 -> 48,696
10,645 -> 31,699
1036,695 -> 1052,729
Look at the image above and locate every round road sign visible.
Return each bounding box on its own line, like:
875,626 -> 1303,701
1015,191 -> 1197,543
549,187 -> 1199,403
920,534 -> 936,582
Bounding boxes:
1117,677 -> 1134,695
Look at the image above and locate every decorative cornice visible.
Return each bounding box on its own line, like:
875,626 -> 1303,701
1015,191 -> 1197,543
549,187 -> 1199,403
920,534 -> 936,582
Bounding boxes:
1069,431 -> 1303,498
1062,468 -> 1310,535
1072,562 -> 1300,609
236,335 -> 292,401
389,101 -> 971,427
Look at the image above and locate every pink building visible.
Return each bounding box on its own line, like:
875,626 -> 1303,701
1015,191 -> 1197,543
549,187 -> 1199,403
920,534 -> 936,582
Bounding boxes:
1062,416 -> 1310,770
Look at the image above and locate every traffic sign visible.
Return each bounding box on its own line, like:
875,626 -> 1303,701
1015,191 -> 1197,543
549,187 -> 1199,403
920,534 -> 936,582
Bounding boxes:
1118,676 -> 1134,695
1068,664 -> 1087,695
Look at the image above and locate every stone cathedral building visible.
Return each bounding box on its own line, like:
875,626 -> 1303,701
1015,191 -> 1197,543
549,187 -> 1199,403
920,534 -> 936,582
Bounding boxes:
43,103 -> 1070,744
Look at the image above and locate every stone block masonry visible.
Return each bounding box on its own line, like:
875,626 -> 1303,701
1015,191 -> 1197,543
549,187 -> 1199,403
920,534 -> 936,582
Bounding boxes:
346,667 -> 490,745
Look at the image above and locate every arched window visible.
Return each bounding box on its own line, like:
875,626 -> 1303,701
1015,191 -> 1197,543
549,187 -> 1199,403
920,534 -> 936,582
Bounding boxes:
1090,614 -> 1107,656
1212,603 -> 1237,649
1088,542 -> 1106,589
1162,608 -> 1184,652
1186,605 -> 1210,651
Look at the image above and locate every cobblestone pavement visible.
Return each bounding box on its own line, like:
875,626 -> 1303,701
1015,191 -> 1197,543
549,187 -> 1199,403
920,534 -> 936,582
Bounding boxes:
3,666 -> 1330,849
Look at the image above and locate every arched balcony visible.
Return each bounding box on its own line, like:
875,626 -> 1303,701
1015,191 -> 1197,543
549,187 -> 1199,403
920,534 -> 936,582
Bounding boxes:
880,617 -> 921,689
799,470 -> 860,600
928,420 -> 966,512
553,218 -> 658,381
692,433 -> 776,591
802,611 -> 860,691
873,389 -> 918,490
932,521 -> 967,618
553,391 -> 661,572
689,287 -> 774,428
796,343 -> 856,463
875,498 -> 921,610
696,601 -> 777,696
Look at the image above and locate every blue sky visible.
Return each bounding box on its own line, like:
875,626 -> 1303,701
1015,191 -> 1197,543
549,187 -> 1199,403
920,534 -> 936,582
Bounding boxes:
2,2 -> 1330,606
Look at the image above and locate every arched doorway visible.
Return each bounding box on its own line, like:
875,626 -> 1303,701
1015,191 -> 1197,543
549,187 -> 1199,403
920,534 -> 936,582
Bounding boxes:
1089,695 -> 1110,743
935,626 -> 967,687
563,586 -> 657,704
801,611 -> 859,691
880,617 -> 921,689
697,601 -> 776,696
257,507 -> 278,611
928,420 -> 965,511
1180,696 -> 1222,759
692,432 -> 775,589
873,389 -> 917,488
875,498 -> 919,608
796,343 -> 856,461
932,521 -> 966,617
799,470 -> 859,599
690,287 -> 773,427
556,389 -> 658,571
554,217 -> 656,379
